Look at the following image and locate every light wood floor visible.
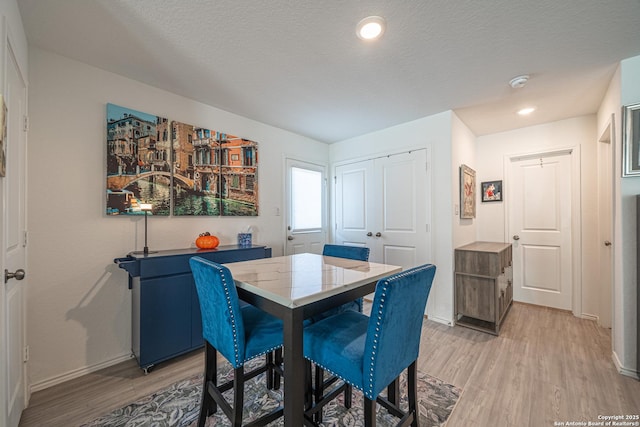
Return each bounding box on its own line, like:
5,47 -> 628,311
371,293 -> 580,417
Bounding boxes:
19,302 -> 640,426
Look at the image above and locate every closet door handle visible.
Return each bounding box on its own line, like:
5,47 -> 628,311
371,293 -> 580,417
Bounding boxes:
375,232 -> 382,237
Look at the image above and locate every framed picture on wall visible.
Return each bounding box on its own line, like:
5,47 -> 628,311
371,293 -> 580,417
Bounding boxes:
460,164 -> 476,218
623,103 -> 640,177
481,180 -> 502,202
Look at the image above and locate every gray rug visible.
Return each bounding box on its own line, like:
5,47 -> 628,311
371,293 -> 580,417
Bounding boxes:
81,359 -> 461,427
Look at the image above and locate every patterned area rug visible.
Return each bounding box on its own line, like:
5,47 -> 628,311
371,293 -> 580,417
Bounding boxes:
81,359 -> 461,427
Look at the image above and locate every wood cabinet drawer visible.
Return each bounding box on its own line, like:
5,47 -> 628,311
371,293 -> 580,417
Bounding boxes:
455,242 -> 511,277
456,274 -> 495,322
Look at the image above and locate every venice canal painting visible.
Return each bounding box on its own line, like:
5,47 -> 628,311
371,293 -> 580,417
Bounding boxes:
106,104 -> 259,216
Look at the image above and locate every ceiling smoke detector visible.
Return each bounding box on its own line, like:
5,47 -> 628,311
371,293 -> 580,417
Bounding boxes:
509,75 -> 530,89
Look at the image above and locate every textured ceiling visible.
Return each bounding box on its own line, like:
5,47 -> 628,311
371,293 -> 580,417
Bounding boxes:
17,0 -> 640,143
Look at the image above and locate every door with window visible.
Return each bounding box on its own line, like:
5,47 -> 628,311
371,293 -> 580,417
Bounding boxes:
285,159 -> 327,255
334,150 -> 430,269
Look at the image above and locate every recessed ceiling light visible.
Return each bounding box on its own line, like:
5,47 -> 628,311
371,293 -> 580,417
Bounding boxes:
356,16 -> 386,40
517,107 -> 536,116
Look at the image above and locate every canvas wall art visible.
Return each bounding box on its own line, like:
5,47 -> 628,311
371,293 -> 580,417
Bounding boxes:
460,164 -> 476,219
106,104 -> 258,216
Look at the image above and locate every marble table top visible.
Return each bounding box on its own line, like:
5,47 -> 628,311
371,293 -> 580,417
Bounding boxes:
225,252 -> 402,308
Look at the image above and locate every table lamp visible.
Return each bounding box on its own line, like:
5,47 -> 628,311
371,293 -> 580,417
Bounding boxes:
133,203 -> 157,255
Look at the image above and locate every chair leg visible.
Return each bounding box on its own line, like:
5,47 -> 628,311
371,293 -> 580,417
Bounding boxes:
364,397 -> 377,427
199,342 -> 217,427
304,359 -> 313,411
314,366 -> 324,423
387,377 -> 399,405
266,352 -> 274,390
407,361 -> 419,427
344,384 -> 353,409
232,366 -> 245,427
273,348 -> 283,390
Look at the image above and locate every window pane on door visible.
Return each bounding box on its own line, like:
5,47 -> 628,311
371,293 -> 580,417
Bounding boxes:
291,167 -> 322,231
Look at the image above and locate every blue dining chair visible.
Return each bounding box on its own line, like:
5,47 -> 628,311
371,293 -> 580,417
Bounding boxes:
189,256 -> 284,427
303,264 -> 437,426
310,244 -> 371,419
318,244 -> 370,317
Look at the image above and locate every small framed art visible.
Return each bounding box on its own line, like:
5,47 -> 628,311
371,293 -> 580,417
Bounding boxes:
460,164 -> 476,218
481,180 -> 502,202
623,103 -> 640,177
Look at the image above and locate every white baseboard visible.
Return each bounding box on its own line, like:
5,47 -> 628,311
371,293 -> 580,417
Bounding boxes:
30,353 -> 133,393
580,313 -> 599,322
612,350 -> 640,380
429,315 -> 454,327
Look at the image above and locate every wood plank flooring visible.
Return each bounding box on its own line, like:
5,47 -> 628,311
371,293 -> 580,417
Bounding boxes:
19,303 -> 640,426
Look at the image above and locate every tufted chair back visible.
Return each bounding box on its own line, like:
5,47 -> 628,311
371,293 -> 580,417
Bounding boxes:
322,244 -> 370,262
363,263 -> 436,399
189,256 -> 246,368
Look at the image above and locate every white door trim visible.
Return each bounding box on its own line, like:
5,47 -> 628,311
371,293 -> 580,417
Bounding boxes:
503,145 -> 582,316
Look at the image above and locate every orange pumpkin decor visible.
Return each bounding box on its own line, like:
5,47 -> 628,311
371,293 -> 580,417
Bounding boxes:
195,232 -> 219,249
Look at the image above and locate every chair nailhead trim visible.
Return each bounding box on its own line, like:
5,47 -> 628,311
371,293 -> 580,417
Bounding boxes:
212,264 -> 242,366
305,358 -> 367,395
364,263 -> 435,398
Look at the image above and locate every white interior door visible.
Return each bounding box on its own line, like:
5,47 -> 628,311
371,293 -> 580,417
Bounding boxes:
2,35 -> 28,427
374,151 -> 429,268
285,159 -> 327,255
334,160 -> 374,249
509,151 -> 573,310
335,150 -> 430,269
598,120 -> 614,328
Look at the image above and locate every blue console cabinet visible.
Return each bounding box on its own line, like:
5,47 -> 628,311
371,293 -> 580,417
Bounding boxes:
115,244 -> 271,372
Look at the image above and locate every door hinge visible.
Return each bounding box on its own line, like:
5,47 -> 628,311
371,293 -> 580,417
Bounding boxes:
23,115 -> 29,132
23,345 -> 29,362
23,230 -> 28,247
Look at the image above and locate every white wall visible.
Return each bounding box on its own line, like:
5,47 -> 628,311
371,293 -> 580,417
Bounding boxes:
451,113 -> 477,247
26,47 -> 329,390
329,111 -> 456,325
476,116 -> 599,320
617,55 -> 640,374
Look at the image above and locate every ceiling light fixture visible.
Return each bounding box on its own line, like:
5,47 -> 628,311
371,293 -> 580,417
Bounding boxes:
517,107 -> 536,116
356,16 -> 386,41
509,75 -> 530,89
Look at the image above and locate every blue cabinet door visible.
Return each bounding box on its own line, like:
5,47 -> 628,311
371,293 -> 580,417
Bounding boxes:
138,274 -> 192,367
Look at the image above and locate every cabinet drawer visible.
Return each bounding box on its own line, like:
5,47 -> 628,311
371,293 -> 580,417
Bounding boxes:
456,274 -> 496,322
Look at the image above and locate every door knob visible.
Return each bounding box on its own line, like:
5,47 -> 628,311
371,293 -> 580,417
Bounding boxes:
604,240 -> 612,246
375,232 -> 382,237
513,235 -> 520,240
287,236 -> 294,240
366,232 -> 372,237
5,269 -> 25,284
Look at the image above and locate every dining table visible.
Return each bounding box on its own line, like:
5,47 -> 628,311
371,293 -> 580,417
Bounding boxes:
225,252 -> 402,426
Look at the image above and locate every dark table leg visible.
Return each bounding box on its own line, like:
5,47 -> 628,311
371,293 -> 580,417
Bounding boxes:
283,306 -> 305,426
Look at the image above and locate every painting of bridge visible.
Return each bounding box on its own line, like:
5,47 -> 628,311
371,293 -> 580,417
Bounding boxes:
106,103 -> 259,216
